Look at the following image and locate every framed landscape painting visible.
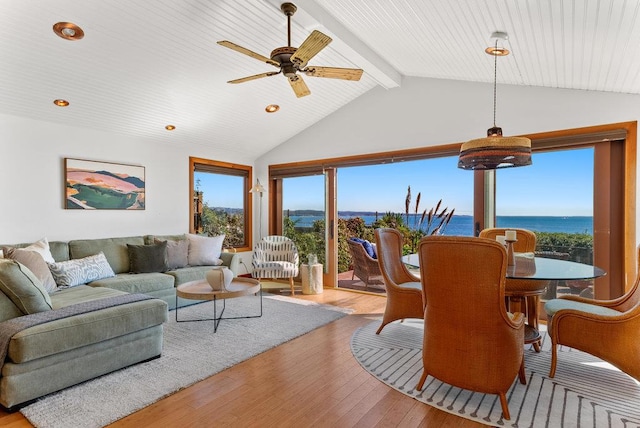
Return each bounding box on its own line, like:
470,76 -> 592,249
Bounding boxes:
65,158 -> 145,210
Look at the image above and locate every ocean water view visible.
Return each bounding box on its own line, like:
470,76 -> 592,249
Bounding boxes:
288,214 -> 593,235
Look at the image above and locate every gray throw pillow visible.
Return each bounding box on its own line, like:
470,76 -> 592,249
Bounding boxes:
154,238 -> 188,270
3,247 -> 57,293
0,259 -> 53,314
48,252 -> 116,287
128,241 -> 168,273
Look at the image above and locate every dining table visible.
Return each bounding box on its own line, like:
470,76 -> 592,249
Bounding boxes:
401,251 -> 606,349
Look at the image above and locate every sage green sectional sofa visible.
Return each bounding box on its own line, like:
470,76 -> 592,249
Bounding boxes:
0,234 -> 240,409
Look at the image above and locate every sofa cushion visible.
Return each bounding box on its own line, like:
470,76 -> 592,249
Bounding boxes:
0,259 -> 52,314
69,236 -> 145,274
187,234 -> 224,266
8,285 -> 168,364
3,247 -> 57,293
19,238 -> 56,263
89,272 -> 175,294
166,265 -> 226,286
0,289 -> 24,322
127,241 -> 168,273
154,238 -> 188,270
48,252 -> 116,287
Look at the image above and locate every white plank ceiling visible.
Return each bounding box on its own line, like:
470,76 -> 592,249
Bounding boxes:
2,0 -> 639,160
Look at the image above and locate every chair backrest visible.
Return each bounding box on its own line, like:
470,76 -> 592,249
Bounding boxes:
417,235 -> 523,393
479,227 -> 536,253
347,238 -> 381,278
252,235 -> 299,266
374,228 -> 418,288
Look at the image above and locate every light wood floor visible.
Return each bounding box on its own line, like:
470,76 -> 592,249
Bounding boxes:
0,288 -> 483,428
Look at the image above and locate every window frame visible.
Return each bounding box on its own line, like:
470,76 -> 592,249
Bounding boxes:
268,121 -> 637,297
189,157 -> 253,252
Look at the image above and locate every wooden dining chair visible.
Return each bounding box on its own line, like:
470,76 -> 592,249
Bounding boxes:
373,228 -> 424,334
415,236 -> 526,420
479,227 -> 547,351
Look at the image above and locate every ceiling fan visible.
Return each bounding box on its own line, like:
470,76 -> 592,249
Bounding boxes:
217,2 -> 363,98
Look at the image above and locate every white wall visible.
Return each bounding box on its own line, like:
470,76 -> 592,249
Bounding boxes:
257,76 -> 640,244
0,113 -> 254,247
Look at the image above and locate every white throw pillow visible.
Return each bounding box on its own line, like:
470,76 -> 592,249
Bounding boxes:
23,237 -> 55,264
187,234 -> 225,266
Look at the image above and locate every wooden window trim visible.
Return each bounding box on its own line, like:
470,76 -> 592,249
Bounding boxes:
189,157 -> 253,252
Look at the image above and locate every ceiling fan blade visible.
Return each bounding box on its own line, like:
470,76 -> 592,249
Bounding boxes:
290,30 -> 332,69
217,40 -> 280,68
228,71 -> 280,84
288,75 -> 311,98
303,66 -> 363,81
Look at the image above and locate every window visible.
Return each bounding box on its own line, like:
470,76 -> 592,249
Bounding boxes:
189,157 -> 253,252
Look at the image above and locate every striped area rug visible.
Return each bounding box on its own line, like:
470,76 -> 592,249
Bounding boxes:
351,320 -> 640,427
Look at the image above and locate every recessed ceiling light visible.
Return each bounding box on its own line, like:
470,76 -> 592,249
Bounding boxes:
165,125 -> 176,131
265,104 -> 280,113
53,22 -> 84,40
53,99 -> 69,107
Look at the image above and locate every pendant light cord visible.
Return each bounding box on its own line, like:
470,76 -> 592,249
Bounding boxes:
493,41 -> 498,128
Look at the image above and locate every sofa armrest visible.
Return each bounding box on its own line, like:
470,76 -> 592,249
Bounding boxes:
220,252 -> 240,276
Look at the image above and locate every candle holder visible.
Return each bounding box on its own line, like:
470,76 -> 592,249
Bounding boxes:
505,239 -> 517,266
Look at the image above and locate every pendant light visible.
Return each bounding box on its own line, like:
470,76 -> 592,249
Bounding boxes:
458,32 -> 532,170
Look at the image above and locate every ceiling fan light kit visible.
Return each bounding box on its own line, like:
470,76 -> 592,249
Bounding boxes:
458,31 -> 532,170
217,2 -> 363,98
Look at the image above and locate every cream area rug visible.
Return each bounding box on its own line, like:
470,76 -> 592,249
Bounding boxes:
351,320 -> 640,427
21,294 -> 349,428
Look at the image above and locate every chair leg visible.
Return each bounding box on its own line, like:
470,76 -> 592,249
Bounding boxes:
498,392 -> 511,420
415,370 -> 428,391
549,341 -> 558,378
518,358 -> 526,384
289,277 -> 295,295
527,295 -> 542,352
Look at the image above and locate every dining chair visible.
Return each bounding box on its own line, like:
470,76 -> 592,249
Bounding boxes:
373,228 -> 424,334
479,227 -> 547,351
414,236 -> 526,421
252,235 -> 299,295
545,246 -> 640,381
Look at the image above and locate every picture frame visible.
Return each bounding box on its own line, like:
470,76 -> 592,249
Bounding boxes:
64,158 -> 145,210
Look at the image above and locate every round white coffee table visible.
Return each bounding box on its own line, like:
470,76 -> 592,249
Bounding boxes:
175,277 -> 262,332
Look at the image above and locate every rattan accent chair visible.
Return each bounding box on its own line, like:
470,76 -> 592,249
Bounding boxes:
415,236 -> 526,421
373,228 -> 424,334
479,227 -> 547,352
545,246 -> 640,381
252,235 -> 299,295
346,238 -> 383,289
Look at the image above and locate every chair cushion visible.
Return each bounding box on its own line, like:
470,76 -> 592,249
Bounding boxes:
350,237 -> 377,259
544,298 -> 621,318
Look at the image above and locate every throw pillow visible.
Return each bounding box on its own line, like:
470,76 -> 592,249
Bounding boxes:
127,241 -> 169,273
154,238 -> 188,270
48,252 -> 116,288
350,237 -> 377,259
0,259 -> 53,314
4,247 -> 57,293
187,233 -> 225,266
22,237 -> 56,264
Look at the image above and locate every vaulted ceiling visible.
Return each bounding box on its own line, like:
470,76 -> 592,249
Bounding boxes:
2,0 -> 639,160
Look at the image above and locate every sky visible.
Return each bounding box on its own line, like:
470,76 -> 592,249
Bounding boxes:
282,147 -> 595,217
197,147 -> 595,217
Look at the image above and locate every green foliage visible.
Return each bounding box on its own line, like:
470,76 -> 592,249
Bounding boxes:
283,217 -> 326,266
535,231 -> 594,264
200,204 -> 244,247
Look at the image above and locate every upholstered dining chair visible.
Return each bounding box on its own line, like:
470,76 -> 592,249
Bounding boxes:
545,246 -> 640,381
479,227 -> 546,352
346,238 -> 383,289
252,235 -> 299,295
415,236 -> 526,421
373,228 -> 424,334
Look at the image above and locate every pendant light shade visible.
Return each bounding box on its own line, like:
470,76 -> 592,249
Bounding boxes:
458,32 -> 531,170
